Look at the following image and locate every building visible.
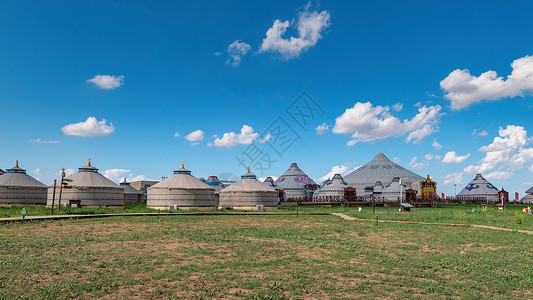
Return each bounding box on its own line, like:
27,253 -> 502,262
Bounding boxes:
205,176 -> 225,207
420,175 -> 438,200
457,174 -> 499,203
263,177 -> 278,189
120,178 -> 145,203
275,163 -> 317,200
521,186 -> 533,204
147,161 -> 215,210
343,153 -> 425,196
0,160 -> 47,205
219,168 -> 278,210
46,159 -> 124,208
129,180 -> 159,192
0,169 -> 4,175
313,173 -> 349,202
380,177 -> 409,201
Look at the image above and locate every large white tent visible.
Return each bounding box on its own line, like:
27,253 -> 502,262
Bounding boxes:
521,186 -> 533,204
147,162 -> 215,210
380,177 -> 409,201
313,173 -> 348,201
0,161 -> 47,205
46,159 -> 124,207
344,153 -> 425,196
456,174 -> 499,203
219,168 -> 278,210
274,163 -> 316,200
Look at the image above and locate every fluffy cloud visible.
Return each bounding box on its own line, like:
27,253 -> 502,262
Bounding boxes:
29,138 -> 60,144
432,140 -> 442,150
392,103 -> 403,112
442,172 -> 463,186
408,157 -> 427,169
424,153 -> 442,161
315,123 -> 330,135
463,125 -> 533,180
31,168 -> 41,180
332,102 -> 443,146
259,9 -> 330,60
442,151 -> 471,164
319,164 -> 358,182
472,128 -> 488,137
440,55 -> 533,110
173,132 -> 180,138
213,125 -> 270,148
184,130 -> 205,142
227,40 -> 251,66
127,174 -> 158,182
61,117 -> 115,137
87,75 -> 124,89
102,168 -> 131,182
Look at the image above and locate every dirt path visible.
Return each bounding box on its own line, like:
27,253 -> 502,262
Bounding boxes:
332,213 -> 533,235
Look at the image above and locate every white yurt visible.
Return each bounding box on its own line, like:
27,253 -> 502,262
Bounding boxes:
205,175 -> 225,207
147,161 -> 215,210
219,168 -> 278,210
46,159 -> 124,208
120,178 -> 144,203
0,160 -> 47,205
263,177 -> 278,189
313,173 -> 349,201
381,177 -> 408,201
344,153 -> 425,196
275,163 -> 316,200
457,174 -> 499,203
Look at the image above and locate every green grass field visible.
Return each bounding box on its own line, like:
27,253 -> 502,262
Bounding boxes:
1,213 -> 532,299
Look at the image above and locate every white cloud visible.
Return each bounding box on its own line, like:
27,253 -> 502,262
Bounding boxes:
393,157 -> 400,163
258,176 -> 279,182
472,128 -> 488,137
441,55 -> 533,110
315,123 -> 330,135
61,117 -> 115,137
408,157 -> 427,169
29,138 -> 60,144
442,172 -> 463,186
127,174 -> 158,182
530,165 -> 533,173
259,9 -> 330,60
227,40 -> 251,66
426,91 -> 436,98
258,133 -> 272,143
442,151 -> 471,164
173,132 -> 180,138
424,153 -> 434,161
87,75 -> 124,89
103,168 -> 131,182
463,125 -> 533,179
31,168 -> 41,180
184,130 -> 205,142
332,102 -> 443,146
432,140 -> 442,150
213,125 -> 266,148
392,103 -> 403,112
319,164 -> 358,182
485,171 -> 513,181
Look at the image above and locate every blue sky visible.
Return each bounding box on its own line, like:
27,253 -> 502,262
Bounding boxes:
1,0 -> 533,197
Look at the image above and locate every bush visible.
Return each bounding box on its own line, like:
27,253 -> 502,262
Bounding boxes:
514,211 -> 524,224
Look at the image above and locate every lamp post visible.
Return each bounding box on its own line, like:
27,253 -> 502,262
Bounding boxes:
58,168 -> 65,211
454,184 -> 457,199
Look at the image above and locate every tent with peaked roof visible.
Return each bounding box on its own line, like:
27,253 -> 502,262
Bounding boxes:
0,160 -> 47,205
47,159 -> 124,207
381,177 -> 409,201
344,153 -> 425,196
205,175 -> 225,207
147,161 -> 215,210
263,177 -> 278,189
457,174 -> 499,203
274,163 -> 316,199
120,178 -> 144,203
313,173 -> 349,201
219,168 -> 278,210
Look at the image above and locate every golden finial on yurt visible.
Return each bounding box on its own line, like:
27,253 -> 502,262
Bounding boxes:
14,160 -> 19,168
181,160 -> 185,169
246,166 -> 251,174
88,158 -> 92,167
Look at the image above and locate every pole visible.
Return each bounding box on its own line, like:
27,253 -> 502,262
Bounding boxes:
51,180 -> 57,215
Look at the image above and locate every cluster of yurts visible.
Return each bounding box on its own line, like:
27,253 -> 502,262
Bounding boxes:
0,152 -> 519,209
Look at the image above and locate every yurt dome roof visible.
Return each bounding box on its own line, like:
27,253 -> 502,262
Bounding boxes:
0,160 -> 46,188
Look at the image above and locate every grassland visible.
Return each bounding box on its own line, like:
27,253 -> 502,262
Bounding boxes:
1,213 -> 532,299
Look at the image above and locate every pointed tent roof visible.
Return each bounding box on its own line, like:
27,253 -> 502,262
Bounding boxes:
263,177 -> 277,189
221,169 -> 276,193
314,174 -> 348,197
150,161 -> 214,190
205,175 -> 225,193
344,153 -> 425,187
274,163 -> 316,190
0,160 -> 46,188
457,174 -> 499,198
120,178 -> 142,195
62,159 -> 122,188
525,186 -> 533,194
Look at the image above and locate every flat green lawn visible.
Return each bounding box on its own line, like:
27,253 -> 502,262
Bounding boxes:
1,214 -> 532,299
